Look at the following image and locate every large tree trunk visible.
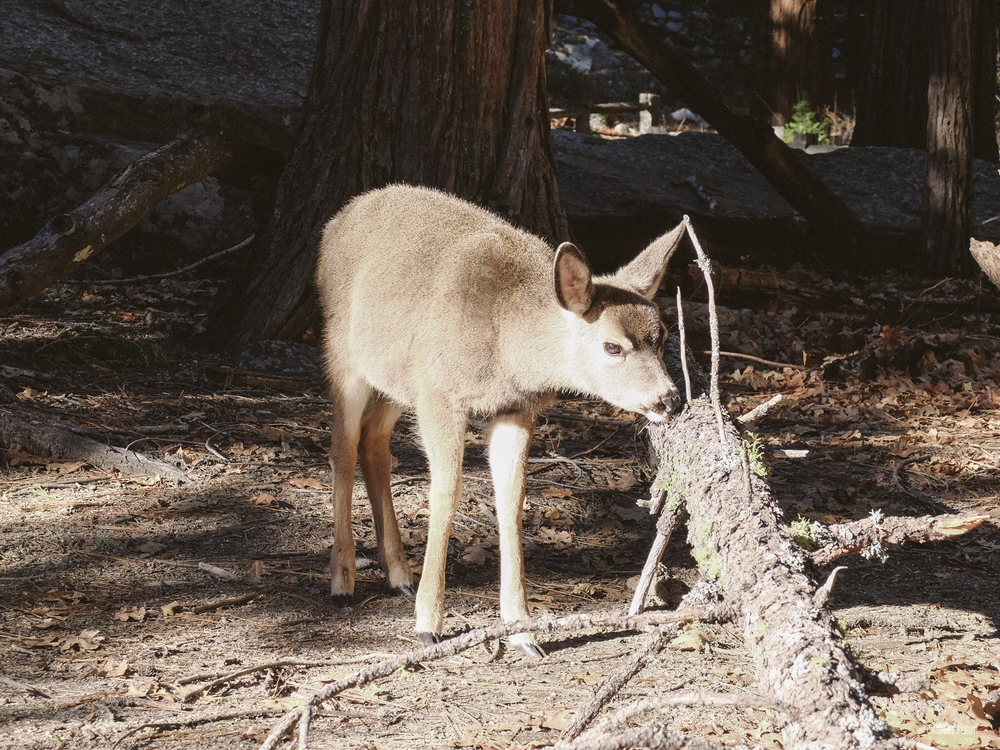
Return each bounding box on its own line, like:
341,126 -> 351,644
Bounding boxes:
201,0 -> 568,352
750,0 -> 831,126
922,0 -> 974,276
850,0 -> 929,149
851,0 -> 997,163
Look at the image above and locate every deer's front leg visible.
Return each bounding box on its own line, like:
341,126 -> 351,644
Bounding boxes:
489,410 -> 543,658
413,391 -> 467,644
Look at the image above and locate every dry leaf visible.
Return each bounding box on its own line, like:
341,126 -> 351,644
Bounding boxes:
540,709 -> 572,730
461,544 -> 490,566
290,477 -> 325,490
541,485 -> 575,499
252,492 -> 277,507
113,606 -> 146,622
670,627 -> 712,652
60,629 -> 105,652
92,657 -> 129,678
608,470 -> 639,491
161,601 -> 181,617
127,679 -> 156,697
243,561 -> 268,584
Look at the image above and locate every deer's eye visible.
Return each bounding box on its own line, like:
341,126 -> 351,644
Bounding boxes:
604,342 -> 623,356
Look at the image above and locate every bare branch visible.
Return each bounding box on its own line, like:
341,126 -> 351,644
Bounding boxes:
809,512 -> 989,568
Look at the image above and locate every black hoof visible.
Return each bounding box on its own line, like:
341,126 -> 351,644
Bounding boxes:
330,593 -> 354,611
394,584 -> 416,598
417,632 -> 441,646
517,642 -> 546,659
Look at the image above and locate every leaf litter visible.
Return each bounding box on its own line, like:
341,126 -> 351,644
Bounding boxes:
0,268 -> 997,748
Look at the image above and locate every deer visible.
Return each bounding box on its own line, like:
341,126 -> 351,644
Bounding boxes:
317,184 -> 685,657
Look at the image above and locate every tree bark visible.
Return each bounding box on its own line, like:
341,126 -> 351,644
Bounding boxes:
0,116 -> 233,312
850,0 -> 930,149
923,0 -> 974,276
646,394 -> 888,748
201,0 -> 568,352
557,0 -> 874,270
751,0 -> 831,126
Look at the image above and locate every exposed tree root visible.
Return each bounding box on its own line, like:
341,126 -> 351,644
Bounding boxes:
0,405 -> 188,483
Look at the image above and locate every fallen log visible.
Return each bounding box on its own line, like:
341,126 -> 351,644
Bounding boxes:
0,405 -> 188,483
0,114 -> 233,311
646,394 -> 889,748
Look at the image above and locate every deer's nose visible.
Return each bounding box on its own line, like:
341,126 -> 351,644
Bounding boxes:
651,389 -> 682,417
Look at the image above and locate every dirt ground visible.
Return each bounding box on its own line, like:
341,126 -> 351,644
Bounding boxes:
1,267 -> 999,750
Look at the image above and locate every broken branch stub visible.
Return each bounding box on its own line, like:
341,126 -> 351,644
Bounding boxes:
0,115 -> 233,311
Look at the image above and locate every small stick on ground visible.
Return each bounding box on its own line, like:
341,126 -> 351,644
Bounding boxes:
627,501 -> 686,616
74,235 -> 254,286
736,393 -> 784,426
113,709 -> 285,749
257,609 -> 706,750
577,691 -> 797,743
560,630 -> 671,742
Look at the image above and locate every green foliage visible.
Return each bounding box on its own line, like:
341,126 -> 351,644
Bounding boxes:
44,284 -> 71,302
742,432 -> 770,478
781,99 -> 832,146
789,515 -> 816,550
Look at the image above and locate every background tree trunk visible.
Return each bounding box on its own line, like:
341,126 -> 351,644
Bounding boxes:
922,0 -> 974,276
202,0 -> 568,352
850,0 -> 929,149
851,0 -> 996,162
970,0 -> 999,163
750,0 -> 831,126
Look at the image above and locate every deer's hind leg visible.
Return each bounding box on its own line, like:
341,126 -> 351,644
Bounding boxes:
359,395 -> 412,596
327,375 -> 372,608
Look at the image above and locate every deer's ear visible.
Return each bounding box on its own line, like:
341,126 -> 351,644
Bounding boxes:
607,222 -> 685,299
554,242 -> 594,315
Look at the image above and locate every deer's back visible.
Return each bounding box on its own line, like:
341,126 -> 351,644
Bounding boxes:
318,186 -> 561,413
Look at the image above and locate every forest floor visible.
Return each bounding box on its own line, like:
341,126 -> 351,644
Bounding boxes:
1,264 -> 999,750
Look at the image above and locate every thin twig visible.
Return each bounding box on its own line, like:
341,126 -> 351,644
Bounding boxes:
628,502 -> 685,616
560,724 -> 723,750
736,393 -> 784,426
676,287 -> 692,403
580,691 -> 796,740
71,235 -> 255,286
257,609 -> 704,750
0,676 -> 51,698
714,351 -> 805,370
560,631 -> 670,742
113,709 -> 284,749
683,216 -> 725,443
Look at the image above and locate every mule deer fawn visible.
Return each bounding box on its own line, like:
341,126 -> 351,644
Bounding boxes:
318,185 -> 684,656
